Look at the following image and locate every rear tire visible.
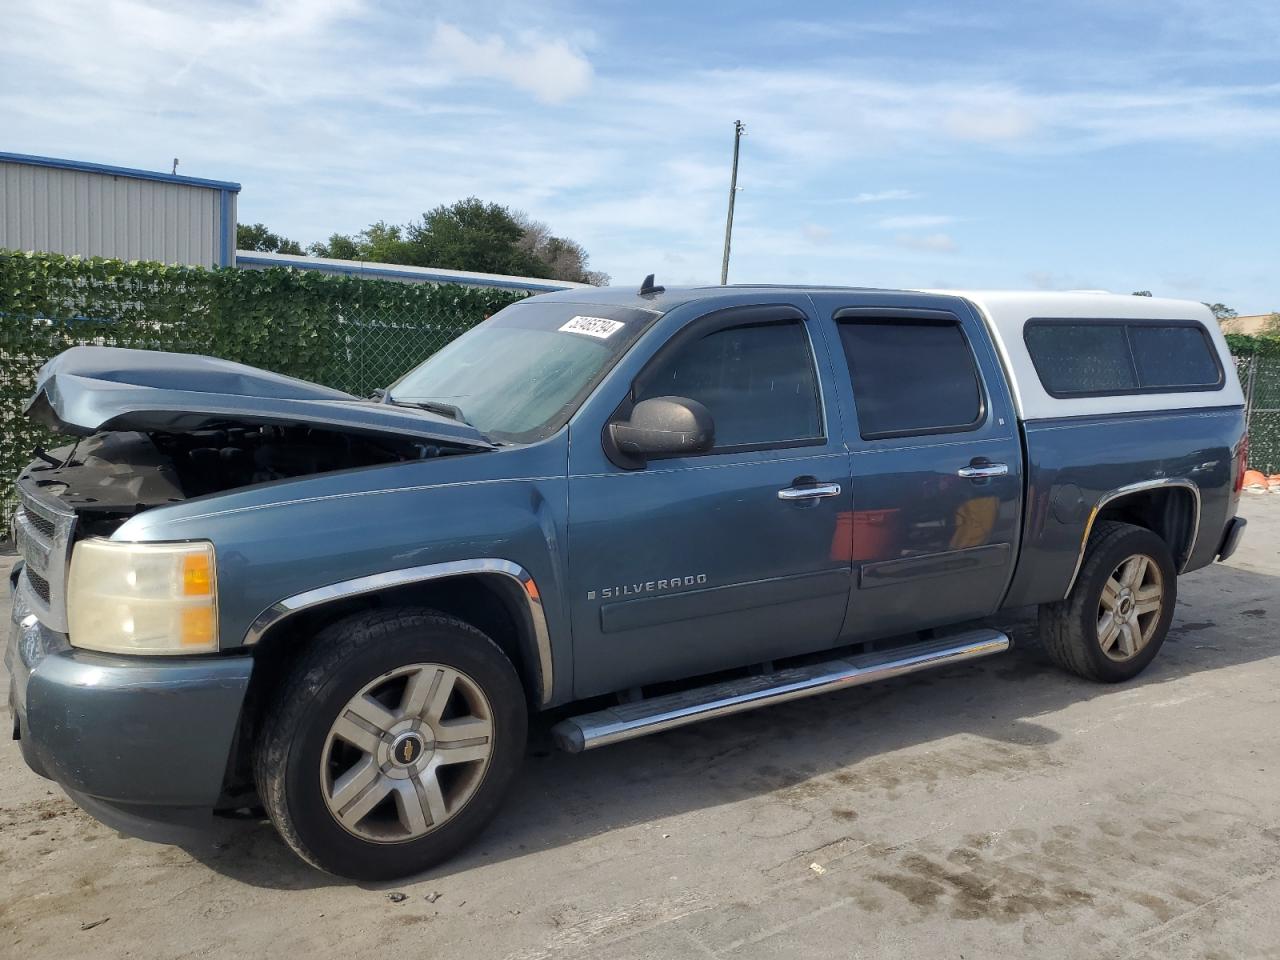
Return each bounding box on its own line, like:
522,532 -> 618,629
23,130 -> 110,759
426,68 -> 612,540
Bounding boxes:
255,608 -> 527,880
1039,521 -> 1177,683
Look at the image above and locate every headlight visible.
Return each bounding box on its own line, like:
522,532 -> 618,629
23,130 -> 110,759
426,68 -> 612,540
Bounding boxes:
67,539 -> 219,654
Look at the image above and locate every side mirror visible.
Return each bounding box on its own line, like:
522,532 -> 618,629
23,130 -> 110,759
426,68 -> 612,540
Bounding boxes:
609,396 -> 714,463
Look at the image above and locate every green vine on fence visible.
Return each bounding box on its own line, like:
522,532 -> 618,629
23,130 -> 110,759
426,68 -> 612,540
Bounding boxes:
3,250 -> 1279,524
0,251 -> 527,521
1225,332 -> 1280,357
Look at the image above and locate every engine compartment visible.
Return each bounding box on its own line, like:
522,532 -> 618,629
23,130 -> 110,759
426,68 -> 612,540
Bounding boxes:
19,426 -> 447,538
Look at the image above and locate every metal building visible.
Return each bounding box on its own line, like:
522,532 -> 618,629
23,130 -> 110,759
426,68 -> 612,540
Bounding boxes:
0,151 -> 240,267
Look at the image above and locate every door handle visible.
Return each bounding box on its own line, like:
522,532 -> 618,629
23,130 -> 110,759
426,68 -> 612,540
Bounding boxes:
957,462 -> 1009,479
778,482 -> 843,501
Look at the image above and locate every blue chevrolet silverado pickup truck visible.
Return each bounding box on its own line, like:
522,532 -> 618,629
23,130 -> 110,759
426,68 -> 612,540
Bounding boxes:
7,281 -> 1248,879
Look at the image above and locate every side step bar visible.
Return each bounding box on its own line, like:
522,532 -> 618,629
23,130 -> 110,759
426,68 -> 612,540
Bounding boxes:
551,628 -> 1010,753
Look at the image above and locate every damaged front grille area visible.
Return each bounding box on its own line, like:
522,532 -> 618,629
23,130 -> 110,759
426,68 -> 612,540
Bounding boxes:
23,510 -> 56,540
26,567 -> 52,604
14,479 -> 77,634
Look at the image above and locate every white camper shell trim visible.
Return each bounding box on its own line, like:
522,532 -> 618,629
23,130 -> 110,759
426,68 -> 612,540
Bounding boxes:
922,291 -> 1244,422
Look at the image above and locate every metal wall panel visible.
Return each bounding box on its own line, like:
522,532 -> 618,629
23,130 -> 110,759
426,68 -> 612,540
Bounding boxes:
0,159 -> 232,267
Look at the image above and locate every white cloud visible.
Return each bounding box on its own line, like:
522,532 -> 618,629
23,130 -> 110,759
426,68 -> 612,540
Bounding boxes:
944,97 -> 1038,141
427,23 -> 593,104
802,224 -> 833,244
878,214 -> 956,229
846,189 -> 921,204
2,0 -> 1279,310
897,233 -> 958,253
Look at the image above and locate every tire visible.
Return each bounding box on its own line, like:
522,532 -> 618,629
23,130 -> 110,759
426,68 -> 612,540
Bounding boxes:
255,608 -> 528,880
1038,521 -> 1178,683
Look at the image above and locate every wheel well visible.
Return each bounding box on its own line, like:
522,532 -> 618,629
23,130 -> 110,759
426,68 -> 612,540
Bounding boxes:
220,574 -> 544,805
1093,486 -> 1198,569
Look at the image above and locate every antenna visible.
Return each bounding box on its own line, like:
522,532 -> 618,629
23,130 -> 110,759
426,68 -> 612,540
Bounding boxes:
171,158 -> 179,175
639,274 -> 665,296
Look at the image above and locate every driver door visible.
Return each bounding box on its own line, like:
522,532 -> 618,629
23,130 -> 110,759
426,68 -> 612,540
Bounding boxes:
565,302 -> 853,699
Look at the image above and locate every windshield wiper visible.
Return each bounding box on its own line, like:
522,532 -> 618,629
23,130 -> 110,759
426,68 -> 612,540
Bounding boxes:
389,397 -> 473,426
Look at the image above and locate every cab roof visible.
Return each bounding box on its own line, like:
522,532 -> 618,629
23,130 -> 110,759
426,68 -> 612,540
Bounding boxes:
534,284 -> 1243,421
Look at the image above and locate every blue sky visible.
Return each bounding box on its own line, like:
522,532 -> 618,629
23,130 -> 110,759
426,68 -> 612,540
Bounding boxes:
3,0 -> 1278,311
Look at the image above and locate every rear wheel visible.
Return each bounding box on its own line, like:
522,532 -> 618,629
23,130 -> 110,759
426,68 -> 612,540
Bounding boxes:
255,608 -> 527,880
1039,521 -> 1177,683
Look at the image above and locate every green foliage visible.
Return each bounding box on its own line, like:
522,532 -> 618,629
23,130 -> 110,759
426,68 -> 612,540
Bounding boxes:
1225,333 -> 1280,357
0,250 -> 525,520
408,198 -> 538,275
237,222 -> 304,255
1203,302 -> 1237,321
305,198 -> 609,285
308,232 -> 363,260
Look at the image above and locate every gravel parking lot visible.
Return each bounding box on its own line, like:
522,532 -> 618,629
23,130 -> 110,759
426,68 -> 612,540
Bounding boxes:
2,499 -> 1277,960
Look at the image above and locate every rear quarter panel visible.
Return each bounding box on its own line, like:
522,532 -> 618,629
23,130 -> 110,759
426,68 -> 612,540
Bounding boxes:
1003,406 -> 1245,608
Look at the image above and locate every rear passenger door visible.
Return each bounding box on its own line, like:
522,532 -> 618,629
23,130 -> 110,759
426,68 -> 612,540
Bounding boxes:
811,298 -> 1023,640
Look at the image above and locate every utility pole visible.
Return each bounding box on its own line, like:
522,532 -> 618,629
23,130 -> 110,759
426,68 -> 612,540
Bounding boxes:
720,120 -> 745,285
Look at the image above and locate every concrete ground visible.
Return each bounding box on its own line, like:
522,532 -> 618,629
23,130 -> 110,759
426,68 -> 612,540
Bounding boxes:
1,500 -> 1277,960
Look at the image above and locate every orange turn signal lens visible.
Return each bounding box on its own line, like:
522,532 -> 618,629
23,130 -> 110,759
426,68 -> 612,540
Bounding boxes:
181,606 -> 217,647
182,553 -> 213,596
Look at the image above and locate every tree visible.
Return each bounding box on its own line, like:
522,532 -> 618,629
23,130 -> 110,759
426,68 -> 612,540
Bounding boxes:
1203,302 -> 1238,321
1131,290 -> 1152,297
515,213 -> 609,285
307,233 -> 362,260
299,199 -> 608,284
237,223 -> 303,255
400,198 -> 537,275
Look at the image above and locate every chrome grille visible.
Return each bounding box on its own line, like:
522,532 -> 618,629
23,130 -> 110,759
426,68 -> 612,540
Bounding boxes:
14,479 -> 77,633
24,510 -> 56,540
26,567 -> 51,604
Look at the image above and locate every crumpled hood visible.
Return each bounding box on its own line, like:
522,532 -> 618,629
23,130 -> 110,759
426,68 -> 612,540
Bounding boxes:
23,346 -> 495,448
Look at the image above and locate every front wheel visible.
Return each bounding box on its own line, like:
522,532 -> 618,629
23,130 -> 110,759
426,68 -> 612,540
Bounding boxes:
1039,521 -> 1177,683
255,609 -> 528,880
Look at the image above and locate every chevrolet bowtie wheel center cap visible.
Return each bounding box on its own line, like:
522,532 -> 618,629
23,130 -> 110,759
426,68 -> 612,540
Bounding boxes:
390,731 -> 428,767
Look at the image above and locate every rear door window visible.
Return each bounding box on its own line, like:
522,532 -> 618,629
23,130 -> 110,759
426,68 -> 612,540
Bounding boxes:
837,318 -> 984,439
1024,320 -> 1223,397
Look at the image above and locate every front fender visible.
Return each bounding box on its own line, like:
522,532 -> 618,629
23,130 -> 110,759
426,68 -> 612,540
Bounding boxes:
114,441 -> 572,704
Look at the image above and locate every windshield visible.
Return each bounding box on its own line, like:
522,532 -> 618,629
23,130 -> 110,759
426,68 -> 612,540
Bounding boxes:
387,300 -> 658,443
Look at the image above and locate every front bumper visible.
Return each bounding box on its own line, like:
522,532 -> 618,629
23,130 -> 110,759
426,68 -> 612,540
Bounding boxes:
7,567 -> 254,843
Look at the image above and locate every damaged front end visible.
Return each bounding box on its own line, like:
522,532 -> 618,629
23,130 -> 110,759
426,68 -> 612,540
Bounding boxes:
5,346 -> 509,842
17,345 -> 495,538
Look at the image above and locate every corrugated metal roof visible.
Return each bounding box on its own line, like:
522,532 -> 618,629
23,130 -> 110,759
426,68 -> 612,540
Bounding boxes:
235,250 -> 592,293
0,151 -> 241,192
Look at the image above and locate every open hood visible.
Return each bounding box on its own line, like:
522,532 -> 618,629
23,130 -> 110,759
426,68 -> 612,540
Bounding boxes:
23,346 -> 495,449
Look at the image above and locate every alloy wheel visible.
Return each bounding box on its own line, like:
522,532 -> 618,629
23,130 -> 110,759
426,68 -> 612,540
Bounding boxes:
1097,553 -> 1164,662
320,663 -> 494,843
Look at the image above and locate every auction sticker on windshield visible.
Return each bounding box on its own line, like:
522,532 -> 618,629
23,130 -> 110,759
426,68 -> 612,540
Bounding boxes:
559,315 -> 626,339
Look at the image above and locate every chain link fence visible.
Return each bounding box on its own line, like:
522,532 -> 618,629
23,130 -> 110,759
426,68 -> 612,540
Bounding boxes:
2,251 -> 1277,526
0,252 -> 527,524
1237,354 -> 1280,474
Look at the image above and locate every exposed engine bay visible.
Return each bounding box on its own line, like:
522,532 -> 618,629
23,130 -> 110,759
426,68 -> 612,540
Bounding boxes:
16,345 -> 499,538
20,426 -> 446,538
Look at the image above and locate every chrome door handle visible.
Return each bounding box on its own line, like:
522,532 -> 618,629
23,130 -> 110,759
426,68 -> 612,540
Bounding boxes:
778,482 -> 842,501
957,462 -> 1009,479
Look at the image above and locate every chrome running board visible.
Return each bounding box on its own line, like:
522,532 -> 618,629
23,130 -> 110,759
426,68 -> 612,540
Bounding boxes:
551,628 -> 1010,753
